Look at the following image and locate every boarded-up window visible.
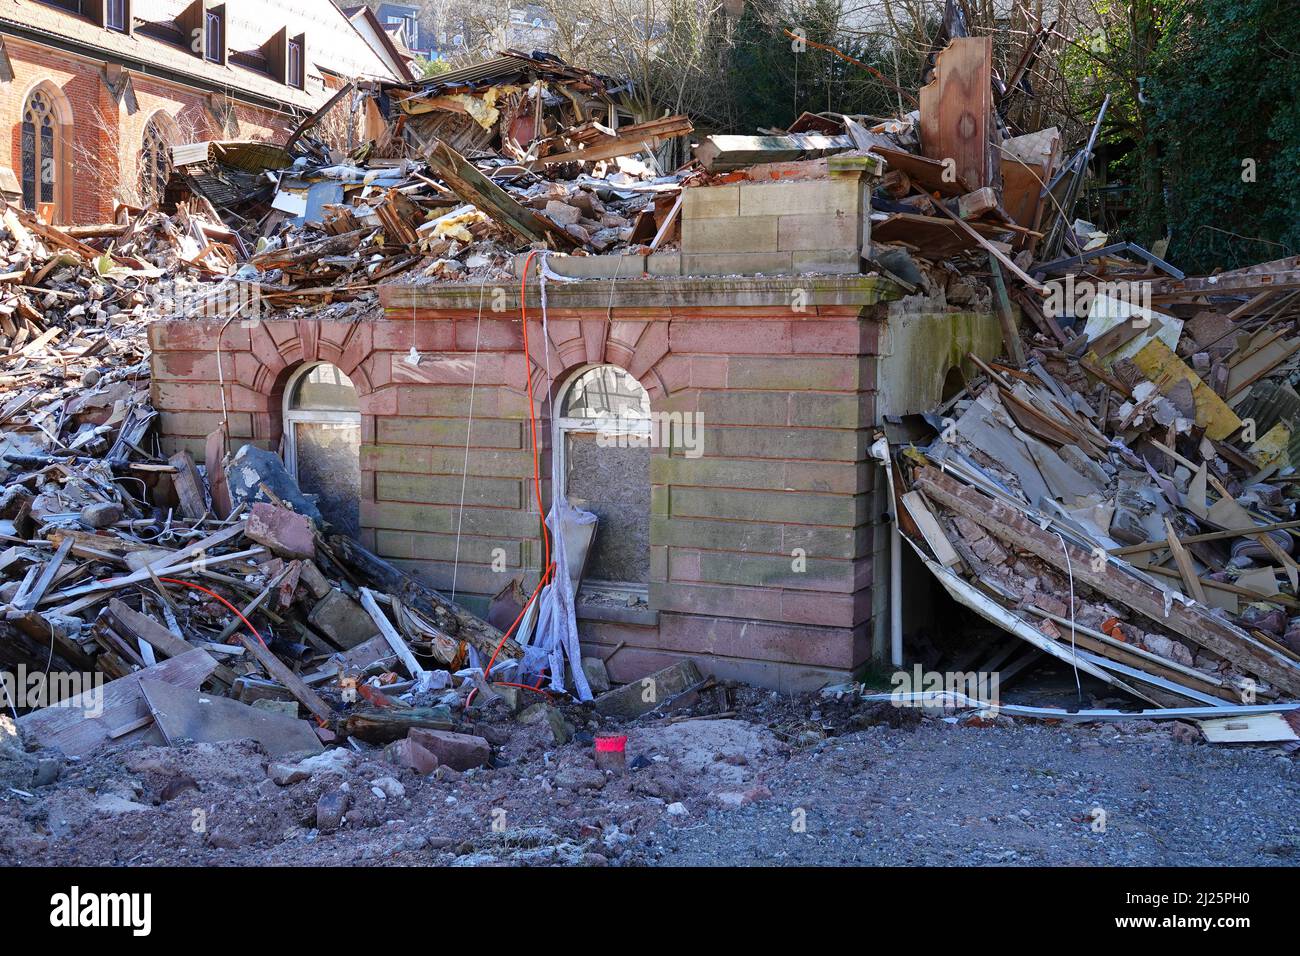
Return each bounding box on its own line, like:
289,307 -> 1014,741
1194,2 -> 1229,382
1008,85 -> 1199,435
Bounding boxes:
284,363 -> 360,537
556,366 -> 651,585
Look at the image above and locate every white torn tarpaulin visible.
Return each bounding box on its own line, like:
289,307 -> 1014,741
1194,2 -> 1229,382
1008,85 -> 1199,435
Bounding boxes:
509,253 -> 594,701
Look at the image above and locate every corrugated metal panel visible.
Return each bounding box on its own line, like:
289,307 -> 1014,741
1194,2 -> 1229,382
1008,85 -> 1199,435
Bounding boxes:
1235,379 -> 1300,466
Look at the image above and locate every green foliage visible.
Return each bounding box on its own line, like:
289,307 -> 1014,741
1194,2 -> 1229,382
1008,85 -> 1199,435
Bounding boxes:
1146,0 -> 1300,271
720,0 -> 928,132
413,56 -> 451,79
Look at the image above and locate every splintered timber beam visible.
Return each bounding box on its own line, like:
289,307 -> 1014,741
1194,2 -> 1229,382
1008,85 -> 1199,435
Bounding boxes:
913,466 -> 1300,697
414,133 -> 579,249
530,115 -> 694,167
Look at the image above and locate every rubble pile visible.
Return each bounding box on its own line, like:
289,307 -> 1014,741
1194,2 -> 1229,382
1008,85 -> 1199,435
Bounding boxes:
850,35 -> 1300,740
165,50 -> 696,302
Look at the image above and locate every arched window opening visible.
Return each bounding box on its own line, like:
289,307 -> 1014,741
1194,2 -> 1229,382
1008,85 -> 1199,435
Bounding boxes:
21,89 -> 59,218
940,365 -> 966,403
555,365 -> 652,589
283,362 -> 361,537
139,116 -> 173,207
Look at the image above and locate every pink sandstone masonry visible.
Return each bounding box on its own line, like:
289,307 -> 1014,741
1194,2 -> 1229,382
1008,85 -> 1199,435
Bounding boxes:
149,275 -> 994,691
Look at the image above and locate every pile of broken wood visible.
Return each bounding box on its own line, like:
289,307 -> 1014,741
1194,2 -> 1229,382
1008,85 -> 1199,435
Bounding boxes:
158,49 -> 696,308
890,268 -> 1300,741
0,205 -> 538,764
4,426 -> 535,761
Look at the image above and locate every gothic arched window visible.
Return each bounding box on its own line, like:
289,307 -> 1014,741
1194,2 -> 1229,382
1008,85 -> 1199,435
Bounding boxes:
21,90 -> 58,214
139,117 -> 172,206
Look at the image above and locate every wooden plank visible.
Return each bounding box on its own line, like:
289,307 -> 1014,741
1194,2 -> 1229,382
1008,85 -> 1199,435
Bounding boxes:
649,192 -> 684,253
918,37 -> 994,189
902,491 -> 961,567
1151,268 -> 1300,301
869,146 -> 972,196
416,135 -> 578,249
1198,713 -> 1298,743
931,198 -> 1047,294
1111,517 -> 1300,555
168,449 -> 208,520
104,599 -> 193,660
988,256 -> 1026,366
914,466 -> 1300,696
359,586 -> 428,679
101,599 -> 240,688
49,543 -> 265,602
531,115 -> 693,167
16,536 -> 73,611
234,631 -> 332,722
1024,605 -> 1235,699
17,649 -> 218,757
205,425 -> 232,519
1164,517 -> 1208,604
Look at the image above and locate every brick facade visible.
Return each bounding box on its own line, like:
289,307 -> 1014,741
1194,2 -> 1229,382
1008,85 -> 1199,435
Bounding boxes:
149,277 -> 928,691
2,35 -> 296,224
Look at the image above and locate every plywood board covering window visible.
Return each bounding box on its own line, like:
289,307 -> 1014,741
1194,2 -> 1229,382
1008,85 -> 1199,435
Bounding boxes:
555,365 -> 651,586
283,362 -> 360,537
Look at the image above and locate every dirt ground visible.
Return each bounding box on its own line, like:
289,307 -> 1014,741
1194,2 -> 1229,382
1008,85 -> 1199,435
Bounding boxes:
1,686 -> 1297,867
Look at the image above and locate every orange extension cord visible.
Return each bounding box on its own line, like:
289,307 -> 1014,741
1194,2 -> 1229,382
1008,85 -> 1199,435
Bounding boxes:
471,251 -> 555,700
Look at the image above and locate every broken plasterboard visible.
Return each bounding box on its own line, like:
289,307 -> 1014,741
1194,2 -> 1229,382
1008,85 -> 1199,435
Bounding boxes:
1083,293 -> 1181,364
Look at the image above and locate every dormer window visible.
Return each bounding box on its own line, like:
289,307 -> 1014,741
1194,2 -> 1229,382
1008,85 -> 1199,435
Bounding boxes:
204,9 -> 223,62
39,0 -> 82,14
287,35 -> 303,88
105,0 -> 127,31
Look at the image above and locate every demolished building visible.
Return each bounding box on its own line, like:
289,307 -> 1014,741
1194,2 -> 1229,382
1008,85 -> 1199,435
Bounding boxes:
3,28 -> 1300,775
146,51 -> 1006,691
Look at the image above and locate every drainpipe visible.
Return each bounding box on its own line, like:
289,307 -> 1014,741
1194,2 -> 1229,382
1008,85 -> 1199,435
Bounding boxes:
868,437 -> 903,668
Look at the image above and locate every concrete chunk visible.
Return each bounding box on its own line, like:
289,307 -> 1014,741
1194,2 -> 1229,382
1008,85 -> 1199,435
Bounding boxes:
407,728 -> 491,770
308,589 -> 380,650
593,659 -> 704,717
245,502 -> 315,560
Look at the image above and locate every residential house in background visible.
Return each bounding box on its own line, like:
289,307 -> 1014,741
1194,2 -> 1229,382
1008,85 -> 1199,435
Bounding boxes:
342,5 -> 418,81
371,1 -> 427,55
0,0 -> 400,224
503,3 -> 556,50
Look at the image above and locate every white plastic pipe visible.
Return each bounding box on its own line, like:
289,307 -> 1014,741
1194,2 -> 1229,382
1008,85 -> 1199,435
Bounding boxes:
868,437 -> 903,667
890,515 -> 903,668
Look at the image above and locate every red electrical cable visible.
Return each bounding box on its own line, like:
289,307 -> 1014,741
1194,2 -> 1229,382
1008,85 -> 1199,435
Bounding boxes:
518,250 -> 551,572
468,253 -> 558,704
158,577 -> 267,647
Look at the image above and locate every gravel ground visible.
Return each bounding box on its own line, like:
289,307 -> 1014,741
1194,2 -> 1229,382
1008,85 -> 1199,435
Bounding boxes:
644,719 -> 1300,866
1,687 -> 1297,867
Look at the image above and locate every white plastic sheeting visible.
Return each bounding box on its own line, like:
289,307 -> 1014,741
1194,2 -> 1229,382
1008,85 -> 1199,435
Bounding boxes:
504,254 -> 595,701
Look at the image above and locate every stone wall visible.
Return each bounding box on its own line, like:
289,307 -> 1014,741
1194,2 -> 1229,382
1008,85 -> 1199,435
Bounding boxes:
150,276 -> 1000,691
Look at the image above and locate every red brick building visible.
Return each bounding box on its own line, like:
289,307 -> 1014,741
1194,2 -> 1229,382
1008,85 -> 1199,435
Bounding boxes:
0,0 -> 401,224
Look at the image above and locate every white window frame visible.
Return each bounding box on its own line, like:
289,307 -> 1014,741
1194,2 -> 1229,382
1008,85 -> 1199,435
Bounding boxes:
553,363 -> 652,492
282,361 -> 361,481
553,364 -> 653,597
